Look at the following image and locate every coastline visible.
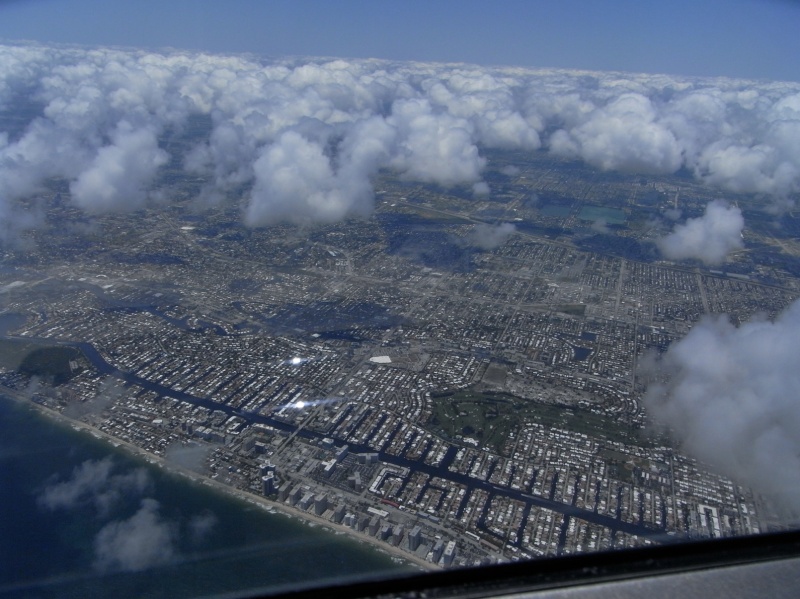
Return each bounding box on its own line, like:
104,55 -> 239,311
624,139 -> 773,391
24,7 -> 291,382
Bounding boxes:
2,390 -> 440,574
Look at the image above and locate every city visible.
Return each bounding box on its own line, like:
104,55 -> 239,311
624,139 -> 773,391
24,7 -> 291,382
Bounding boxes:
0,148 -> 795,569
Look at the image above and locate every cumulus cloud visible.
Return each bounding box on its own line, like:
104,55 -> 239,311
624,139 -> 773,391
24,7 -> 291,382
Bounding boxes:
39,457 -> 151,517
1,42 -> 800,235
39,456 -> 219,572
70,121 -> 168,213
656,200 -> 744,265
644,300 -> 800,510
467,222 -> 516,249
551,93 -> 682,174
246,130 -> 375,226
388,98 -> 485,185
93,498 -> 177,572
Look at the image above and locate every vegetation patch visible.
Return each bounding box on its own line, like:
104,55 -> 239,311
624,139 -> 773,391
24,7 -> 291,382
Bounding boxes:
17,345 -> 86,385
429,388 -> 650,455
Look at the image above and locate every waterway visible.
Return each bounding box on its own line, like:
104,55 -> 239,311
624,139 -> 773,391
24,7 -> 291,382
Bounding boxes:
5,331 -> 670,542
0,319 -> 673,598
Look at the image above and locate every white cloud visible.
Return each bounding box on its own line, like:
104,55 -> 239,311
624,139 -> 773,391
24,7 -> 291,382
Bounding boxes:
70,122 -> 168,213
697,141 -> 800,196
644,299 -> 800,509
38,455 -> 219,573
246,130 -> 374,226
93,499 -> 177,572
388,98 -> 485,185
38,457 -> 151,517
656,200 -> 744,265
467,222 -> 516,250
552,93 -> 682,173
1,42 -> 800,233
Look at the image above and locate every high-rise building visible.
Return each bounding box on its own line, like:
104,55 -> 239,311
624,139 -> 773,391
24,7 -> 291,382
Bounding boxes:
332,504 -> 345,524
335,445 -> 349,462
357,452 -> 379,465
443,541 -> 457,566
278,482 -> 292,502
392,524 -> 404,546
261,473 -> 275,496
379,524 -> 392,541
346,472 -> 363,491
408,525 -> 422,551
368,516 -> 380,536
299,491 -> 314,510
314,493 -> 328,516
358,515 -> 370,532
432,539 -> 444,563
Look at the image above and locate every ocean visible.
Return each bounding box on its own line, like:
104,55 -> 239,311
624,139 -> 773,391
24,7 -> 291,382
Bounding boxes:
0,396 -> 411,598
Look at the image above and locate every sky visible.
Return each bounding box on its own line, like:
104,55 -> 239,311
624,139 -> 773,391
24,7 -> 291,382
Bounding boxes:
0,0 -> 799,82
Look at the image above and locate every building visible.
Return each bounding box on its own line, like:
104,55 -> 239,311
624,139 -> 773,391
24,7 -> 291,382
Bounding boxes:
261,473 -> 275,496
314,493 -> 328,516
358,452 -> 379,465
431,539 -> 444,562
288,486 -> 303,507
335,445 -> 349,462
392,524 -> 404,546
369,516 -> 380,536
347,472 -> 362,491
443,541 -> 457,566
321,460 -> 336,478
299,491 -> 314,511
278,482 -> 292,502
408,525 -> 422,551
379,524 -> 392,541
358,515 -> 371,532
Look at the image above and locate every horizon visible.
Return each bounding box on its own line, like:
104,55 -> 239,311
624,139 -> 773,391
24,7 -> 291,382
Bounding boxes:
0,0 -> 799,83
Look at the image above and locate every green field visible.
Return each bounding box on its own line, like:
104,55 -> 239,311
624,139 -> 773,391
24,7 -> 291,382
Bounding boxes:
429,388 -> 649,454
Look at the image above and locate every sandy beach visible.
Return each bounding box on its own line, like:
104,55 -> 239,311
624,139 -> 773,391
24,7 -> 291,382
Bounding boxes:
5,391 -> 440,573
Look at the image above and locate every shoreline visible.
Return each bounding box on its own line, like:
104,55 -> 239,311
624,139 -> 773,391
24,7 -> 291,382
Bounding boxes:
2,391 -> 440,573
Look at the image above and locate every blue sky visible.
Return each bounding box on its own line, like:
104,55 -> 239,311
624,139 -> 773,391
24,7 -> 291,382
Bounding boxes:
0,0 -> 798,81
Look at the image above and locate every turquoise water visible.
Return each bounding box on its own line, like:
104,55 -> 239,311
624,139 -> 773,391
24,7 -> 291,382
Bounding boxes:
577,206 -> 626,225
0,397 -> 410,598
